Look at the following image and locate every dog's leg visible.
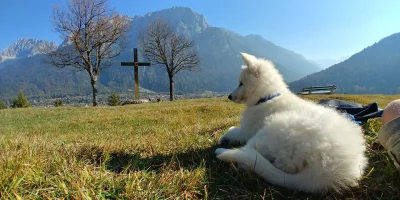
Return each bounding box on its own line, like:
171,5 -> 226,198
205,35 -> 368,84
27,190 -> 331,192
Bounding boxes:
215,147 -> 247,171
218,126 -> 249,146
215,146 -> 260,171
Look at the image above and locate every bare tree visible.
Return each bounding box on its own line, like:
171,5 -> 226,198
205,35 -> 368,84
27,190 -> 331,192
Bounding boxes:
138,18 -> 200,101
40,0 -> 130,106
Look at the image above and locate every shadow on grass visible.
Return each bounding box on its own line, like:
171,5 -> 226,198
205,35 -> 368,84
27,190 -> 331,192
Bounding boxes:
67,143 -> 400,199
104,145 -> 334,200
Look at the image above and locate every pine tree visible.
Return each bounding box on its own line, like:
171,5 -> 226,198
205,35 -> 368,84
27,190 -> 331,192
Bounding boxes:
12,90 -> 31,108
108,93 -> 121,106
55,99 -> 63,107
0,101 -> 7,109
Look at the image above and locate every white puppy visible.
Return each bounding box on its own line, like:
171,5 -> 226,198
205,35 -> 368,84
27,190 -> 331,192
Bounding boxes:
215,53 -> 368,194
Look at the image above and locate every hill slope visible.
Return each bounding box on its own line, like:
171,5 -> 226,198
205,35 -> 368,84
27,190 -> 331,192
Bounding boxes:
289,33 -> 400,94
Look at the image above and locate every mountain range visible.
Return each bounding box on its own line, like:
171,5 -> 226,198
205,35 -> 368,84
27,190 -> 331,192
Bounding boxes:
0,7 -> 321,101
312,57 -> 349,69
289,32 -> 400,94
1,6 -> 399,103
0,38 -> 57,60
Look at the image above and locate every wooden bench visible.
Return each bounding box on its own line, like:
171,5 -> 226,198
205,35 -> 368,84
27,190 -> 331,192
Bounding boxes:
298,85 -> 337,95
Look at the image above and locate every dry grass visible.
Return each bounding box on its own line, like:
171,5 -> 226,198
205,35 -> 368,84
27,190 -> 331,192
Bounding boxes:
1,94 -> 400,199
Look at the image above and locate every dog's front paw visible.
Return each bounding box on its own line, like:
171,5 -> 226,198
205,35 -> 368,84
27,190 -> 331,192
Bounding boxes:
218,136 -> 245,147
218,138 -> 230,147
215,148 -> 248,171
215,148 -> 229,155
227,126 -> 239,132
218,126 -> 242,147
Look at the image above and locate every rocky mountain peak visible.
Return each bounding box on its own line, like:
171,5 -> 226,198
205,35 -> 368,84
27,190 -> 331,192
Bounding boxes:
132,6 -> 210,36
1,38 -> 58,58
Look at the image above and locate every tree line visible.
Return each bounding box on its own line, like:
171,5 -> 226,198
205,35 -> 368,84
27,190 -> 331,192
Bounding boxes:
0,90 -> 130,109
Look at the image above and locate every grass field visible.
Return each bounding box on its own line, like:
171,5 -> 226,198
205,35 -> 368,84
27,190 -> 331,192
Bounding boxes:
1,94 -> 400,199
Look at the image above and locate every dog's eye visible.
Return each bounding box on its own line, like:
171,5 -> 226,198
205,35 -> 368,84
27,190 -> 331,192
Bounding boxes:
239,82 -> 243,86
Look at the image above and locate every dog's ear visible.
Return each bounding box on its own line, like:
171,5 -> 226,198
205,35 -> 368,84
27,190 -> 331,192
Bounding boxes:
241,52 -> 255,67
241,52 -> 260,77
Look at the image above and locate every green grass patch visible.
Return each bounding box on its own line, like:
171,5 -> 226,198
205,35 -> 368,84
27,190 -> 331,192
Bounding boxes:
1,95 -> 400,199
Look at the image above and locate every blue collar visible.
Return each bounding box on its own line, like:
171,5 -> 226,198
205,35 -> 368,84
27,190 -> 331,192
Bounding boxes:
255,93 -> 281,105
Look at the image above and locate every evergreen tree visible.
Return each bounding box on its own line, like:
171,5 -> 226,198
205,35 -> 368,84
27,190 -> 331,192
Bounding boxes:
108,93 -> 121,106
55,99 -> 63,107
12,90 -> 31,108
0,101 -> 7,109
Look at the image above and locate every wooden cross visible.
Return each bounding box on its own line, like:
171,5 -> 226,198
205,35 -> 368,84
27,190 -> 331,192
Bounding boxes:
121,48 -> 151,100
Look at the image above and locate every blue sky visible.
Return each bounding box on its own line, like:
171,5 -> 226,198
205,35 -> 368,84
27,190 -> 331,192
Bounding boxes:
1,0 -> 399,60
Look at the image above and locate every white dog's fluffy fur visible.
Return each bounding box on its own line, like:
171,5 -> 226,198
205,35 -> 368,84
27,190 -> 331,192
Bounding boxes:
215,53 -> 368,193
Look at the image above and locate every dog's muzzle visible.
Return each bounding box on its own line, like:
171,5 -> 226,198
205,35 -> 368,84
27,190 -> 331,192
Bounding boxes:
228,94 -> 232,100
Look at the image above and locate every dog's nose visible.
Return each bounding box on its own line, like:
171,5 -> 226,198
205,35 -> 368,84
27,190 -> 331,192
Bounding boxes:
228,94 -> 232,100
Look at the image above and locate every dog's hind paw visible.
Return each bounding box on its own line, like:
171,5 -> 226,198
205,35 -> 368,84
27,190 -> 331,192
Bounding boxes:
215,148 -> 229,155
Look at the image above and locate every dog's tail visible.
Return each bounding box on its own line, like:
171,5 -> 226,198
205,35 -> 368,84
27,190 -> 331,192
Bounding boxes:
216,146 -> 338,193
